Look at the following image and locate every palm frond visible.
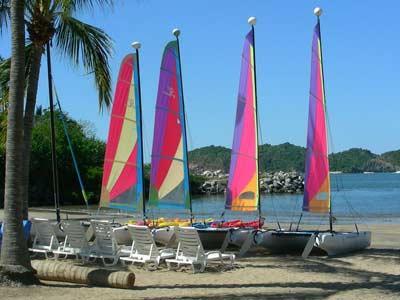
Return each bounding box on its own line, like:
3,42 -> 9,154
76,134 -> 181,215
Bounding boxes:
0,0 -> 11,34
54,15 -> 112,110
57,0 -> 113,15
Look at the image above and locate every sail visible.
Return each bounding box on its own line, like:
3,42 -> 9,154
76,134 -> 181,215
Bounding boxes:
100,54 -> 144,211
149,41 -> 190,209
303,21 -> 330,213
225,30 -> 259,211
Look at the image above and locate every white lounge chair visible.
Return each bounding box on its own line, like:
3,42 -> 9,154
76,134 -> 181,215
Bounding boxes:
120,225 -> 175,270
29,218 -> 60,259
53,220 -> 89,260
166,227 -> 235,273
80,220 -> 120,267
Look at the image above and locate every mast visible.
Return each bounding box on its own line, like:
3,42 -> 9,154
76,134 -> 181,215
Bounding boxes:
46,42 -> 61,223
131,41 -> 147,221
248,17 -> 262,227
314,7 -> 333,232
173,28 -> 193,225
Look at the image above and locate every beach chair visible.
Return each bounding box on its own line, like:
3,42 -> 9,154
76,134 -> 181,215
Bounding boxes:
29,218 -> 60,259
166,227 -> 235,273
80,220 -> 120,266
120,225 -> 175,270
53,220 -> 89,260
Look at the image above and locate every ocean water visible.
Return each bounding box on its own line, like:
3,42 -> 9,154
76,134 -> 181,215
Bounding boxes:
189,173 -> 400,225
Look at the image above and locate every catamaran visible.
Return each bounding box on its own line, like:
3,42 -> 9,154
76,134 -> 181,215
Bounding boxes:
215,17 -> 265,249
99,42 -> 146,244
148,29 -> 230,249
254,7 -> 371,256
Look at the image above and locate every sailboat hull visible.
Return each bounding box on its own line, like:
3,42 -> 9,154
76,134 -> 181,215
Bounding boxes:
255,230 -> 371,256
153,227 -> 229,250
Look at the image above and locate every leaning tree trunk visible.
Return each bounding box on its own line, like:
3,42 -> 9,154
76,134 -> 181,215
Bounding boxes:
0,0 -> 37,284
21,45 -> 42,220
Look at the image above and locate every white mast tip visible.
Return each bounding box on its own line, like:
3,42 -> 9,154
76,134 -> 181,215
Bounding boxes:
248,17 -> 257,26
313,7 -> 323,17
131,41 -> 141,49
172,28 -> 181,37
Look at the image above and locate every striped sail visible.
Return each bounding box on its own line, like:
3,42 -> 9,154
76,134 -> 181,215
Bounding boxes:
149,41 -> 190,209
225,30 -> 259,211
303,21 -> 330,213
100,54 -> 144,211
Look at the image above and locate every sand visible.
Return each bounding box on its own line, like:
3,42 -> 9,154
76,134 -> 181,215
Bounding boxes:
0,212 -> 399,299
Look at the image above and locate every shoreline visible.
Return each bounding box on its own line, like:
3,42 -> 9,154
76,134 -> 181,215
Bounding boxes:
0,220 -> 399,299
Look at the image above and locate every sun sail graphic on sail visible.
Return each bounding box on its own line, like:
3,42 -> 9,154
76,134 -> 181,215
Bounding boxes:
225,29 -> 259,212
100,54 -> 144,211
149,41 -> 190,209
303,20 -> 330,214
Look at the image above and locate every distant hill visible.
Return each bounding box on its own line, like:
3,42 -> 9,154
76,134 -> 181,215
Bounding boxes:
189,144 -> 400,174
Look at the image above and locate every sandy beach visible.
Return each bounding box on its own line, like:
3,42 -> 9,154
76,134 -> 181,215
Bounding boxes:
1,210 -> 399,300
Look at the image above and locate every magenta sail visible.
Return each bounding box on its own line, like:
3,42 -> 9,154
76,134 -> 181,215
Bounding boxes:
225,30 -> 259,212
303,21 -> 330,213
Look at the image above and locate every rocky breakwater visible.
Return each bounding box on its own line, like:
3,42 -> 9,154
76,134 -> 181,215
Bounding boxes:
198,170 -> 304,195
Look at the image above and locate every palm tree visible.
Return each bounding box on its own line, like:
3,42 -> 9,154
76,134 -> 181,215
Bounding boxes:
0,0 -> 113,218
0,0 -> 37,284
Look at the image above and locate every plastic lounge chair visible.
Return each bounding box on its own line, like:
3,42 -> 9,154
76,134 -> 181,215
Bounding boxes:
120,225 -> 175,270
53,220 -> 89,260
80,220 -> 120,266
29,218 -> 60,259
166,226 -> 235,273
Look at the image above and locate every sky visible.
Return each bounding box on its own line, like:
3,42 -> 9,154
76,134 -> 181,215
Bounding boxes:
1,0 -> 399,161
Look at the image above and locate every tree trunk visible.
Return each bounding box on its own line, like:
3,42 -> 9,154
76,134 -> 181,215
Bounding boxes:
21,45 -> 42,219
0,0 -> 37,284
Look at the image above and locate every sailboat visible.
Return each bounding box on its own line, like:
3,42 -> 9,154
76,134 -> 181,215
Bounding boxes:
99,43 -> 146,244
149,29 -> 229,249
255,7 -> 371,256
217,17 -> 264,248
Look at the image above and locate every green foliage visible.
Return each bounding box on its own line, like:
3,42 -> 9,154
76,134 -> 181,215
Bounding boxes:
329,148 -> 377,173
0,109 -> 105,207
259,143 -> 306,172
189,145 -> 231,172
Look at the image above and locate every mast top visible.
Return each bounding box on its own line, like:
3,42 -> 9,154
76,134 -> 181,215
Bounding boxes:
248,16 -> 257,26
313,7 -> 323,17
131,41 -> 141,49
172,28 -> 181,38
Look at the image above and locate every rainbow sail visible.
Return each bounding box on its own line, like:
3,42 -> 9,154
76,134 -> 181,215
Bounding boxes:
303,21 -> 330,213
100,54 -> 144,211
148,41 -> 190,209
225,30 -> 259,211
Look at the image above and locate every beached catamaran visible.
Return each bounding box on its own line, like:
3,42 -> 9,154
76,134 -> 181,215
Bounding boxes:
255,8 -> 371,256
218,17 -> 265,248
149,29 -> 230,249
99,43 -> 146,218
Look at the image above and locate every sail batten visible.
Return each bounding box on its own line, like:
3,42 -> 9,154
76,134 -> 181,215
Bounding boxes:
149,41 -> 190,210
303,21 -> 330,213
100,54 -> 143,212
225,30 -> 259,212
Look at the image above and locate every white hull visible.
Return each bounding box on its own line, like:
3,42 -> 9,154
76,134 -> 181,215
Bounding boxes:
229,228 -> 255,247
154,227 -> 229,250
112,226 -> 132,245
255,230 -> 371,256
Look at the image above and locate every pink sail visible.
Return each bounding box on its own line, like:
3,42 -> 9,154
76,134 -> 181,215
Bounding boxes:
303,21 -> 330,213
100,54 -> 144,211
225,30 -> 259,212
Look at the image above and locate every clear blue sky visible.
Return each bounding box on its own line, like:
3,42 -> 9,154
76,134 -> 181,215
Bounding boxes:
1,0 -> 399,160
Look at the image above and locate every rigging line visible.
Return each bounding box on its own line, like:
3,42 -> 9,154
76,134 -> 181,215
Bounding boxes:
326,109 -> 361,225
52,79 -> 89,209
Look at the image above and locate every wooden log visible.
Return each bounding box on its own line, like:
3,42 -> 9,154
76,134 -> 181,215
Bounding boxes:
31,260 -> 135,289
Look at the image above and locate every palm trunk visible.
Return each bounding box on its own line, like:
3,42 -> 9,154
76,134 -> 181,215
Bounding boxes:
0,0 -> 36,283
21,46 -> 42,219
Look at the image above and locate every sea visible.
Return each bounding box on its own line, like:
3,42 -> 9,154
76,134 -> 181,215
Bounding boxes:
189,173 -> 400,225
12,173 -> 400,226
